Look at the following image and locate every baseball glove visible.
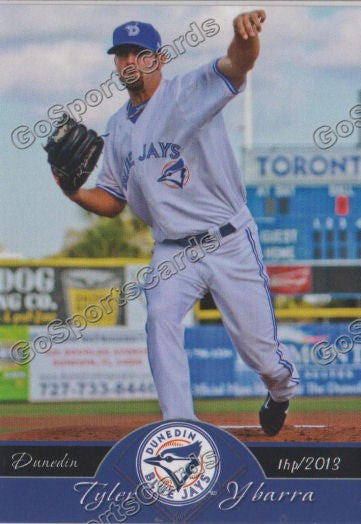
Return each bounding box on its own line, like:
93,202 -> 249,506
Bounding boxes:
44,114 -> 104,195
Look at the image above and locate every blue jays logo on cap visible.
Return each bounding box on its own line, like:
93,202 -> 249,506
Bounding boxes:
107,21 -> 162,54
158,158 -> 190,189
124,24 -> 140,37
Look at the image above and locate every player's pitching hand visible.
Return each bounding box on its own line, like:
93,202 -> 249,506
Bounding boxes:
233,10 -> 266,40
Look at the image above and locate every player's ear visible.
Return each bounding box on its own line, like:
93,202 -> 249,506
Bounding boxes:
158,52 -> 167,68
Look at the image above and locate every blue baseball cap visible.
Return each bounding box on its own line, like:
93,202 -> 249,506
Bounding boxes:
107,21 -> 162,54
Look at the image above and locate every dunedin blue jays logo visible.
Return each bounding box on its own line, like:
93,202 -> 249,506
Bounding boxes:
125,24 -> 140,36
157,158 -> 190,189
144,441 -> 202,492
136,422 -> 220,506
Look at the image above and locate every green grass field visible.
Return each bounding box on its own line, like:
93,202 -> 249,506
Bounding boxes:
1,396 -> 360,417
0,397 -> 359,436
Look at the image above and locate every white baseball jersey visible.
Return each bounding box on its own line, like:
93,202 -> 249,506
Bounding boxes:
97,57 -> 299,420
96,59 -> 247,241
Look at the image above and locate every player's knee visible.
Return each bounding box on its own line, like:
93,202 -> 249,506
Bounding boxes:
146,300 -> 180,326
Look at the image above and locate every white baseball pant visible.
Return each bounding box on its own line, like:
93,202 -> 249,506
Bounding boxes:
144,211 -> 299,420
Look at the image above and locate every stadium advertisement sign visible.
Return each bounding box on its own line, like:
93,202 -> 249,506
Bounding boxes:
186,324 -> 361,397
5,323 -> 360,402
0,326 -> 29,401
0,264 -> 125,326
267,266 -> 311,294
28,327 -> 156,401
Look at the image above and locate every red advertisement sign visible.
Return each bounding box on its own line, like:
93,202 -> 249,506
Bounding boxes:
266,266 -> 311,294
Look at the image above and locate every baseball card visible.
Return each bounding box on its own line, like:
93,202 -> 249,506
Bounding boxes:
1,0 -> 361,522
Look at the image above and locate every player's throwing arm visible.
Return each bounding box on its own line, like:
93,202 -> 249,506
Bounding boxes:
217,10 -> 266,89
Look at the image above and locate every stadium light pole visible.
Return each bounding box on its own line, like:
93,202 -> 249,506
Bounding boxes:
243,71 -> 253,150
240,71 -> 253,178
358,89 -> 361,148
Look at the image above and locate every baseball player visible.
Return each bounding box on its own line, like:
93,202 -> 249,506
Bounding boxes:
50,10 -> 299,436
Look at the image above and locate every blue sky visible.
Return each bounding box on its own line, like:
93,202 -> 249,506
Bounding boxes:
1,3 -> 361,258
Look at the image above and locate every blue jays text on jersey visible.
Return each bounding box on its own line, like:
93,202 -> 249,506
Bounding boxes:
121,142 -> 181,190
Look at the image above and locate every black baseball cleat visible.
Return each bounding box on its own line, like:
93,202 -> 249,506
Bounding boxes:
259,393 -> 289,436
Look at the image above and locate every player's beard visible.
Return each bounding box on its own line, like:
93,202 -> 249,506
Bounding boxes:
126,76 -> 145,92
120,69 -> 145,92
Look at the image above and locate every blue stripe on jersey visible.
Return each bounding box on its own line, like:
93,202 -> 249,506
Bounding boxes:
246,227 -> 299,382
127,99 -> 149,124
212,59 -> 239,95
96,183 -> 127,202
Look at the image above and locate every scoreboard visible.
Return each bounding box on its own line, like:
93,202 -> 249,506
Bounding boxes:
198,147 -> 361,318
244,147 -> 361,262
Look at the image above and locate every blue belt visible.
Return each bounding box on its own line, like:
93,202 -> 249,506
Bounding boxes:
164,222 -> 236,248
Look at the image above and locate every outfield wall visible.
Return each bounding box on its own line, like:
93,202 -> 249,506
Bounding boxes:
1,323 -> 360,401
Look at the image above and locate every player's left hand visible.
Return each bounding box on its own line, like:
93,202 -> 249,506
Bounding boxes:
44,114 -> 104,195
233,10 -> 266,40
